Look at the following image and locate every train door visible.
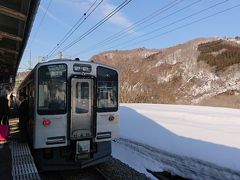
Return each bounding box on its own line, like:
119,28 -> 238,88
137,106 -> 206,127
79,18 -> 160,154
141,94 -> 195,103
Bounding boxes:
70,78 -> 93,140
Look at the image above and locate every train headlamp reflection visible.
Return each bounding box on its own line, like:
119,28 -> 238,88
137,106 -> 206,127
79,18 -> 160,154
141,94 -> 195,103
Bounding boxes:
108,115 -> 114,122
43,119 -> 51,126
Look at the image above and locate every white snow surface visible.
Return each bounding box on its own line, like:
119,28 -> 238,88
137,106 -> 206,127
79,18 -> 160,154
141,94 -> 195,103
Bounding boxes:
111,103 -> 240,179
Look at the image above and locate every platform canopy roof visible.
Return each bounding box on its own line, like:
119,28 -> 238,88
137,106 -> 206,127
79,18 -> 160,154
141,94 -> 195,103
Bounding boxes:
0,0 -> 40,90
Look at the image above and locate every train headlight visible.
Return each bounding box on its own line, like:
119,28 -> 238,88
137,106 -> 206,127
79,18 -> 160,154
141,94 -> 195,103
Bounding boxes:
43,119 -> 51,127
108,115 -> 114,122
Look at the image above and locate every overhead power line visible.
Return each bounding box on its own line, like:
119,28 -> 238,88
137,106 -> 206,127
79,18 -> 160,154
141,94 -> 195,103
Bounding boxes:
104,0 -> 231,50
29,0 -> 53,47
75,0 -> 185,56
46,0 -> 103,59
51,0 -> 133,57
76,0 -> 203,56
119,3 -> 240,50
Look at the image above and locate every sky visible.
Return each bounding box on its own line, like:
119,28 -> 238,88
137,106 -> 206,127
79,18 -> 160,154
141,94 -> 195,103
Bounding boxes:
113,103 -> 240,179
18,0 -> 240,72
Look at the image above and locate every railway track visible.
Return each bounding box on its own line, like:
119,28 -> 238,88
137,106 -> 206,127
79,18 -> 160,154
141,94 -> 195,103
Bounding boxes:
39,166 -> 110,180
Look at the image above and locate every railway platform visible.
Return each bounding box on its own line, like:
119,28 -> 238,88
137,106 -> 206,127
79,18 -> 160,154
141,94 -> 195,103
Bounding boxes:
0,117 -> 40,180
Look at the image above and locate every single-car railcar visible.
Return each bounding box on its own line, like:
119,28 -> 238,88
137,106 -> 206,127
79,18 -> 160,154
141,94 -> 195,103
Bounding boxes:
17,59 -> 119,170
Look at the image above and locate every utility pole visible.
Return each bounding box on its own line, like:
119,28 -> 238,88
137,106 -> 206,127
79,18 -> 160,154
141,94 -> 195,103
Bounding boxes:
38,56 -> 44,63
58,50 -> 62,60
38,56 -> 48,63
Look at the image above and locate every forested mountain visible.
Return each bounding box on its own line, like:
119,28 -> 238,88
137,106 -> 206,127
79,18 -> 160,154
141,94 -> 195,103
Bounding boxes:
91,37 -> 240,109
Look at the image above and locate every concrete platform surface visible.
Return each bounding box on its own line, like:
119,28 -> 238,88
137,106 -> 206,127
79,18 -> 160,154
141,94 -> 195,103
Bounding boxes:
0,118 -> 40,180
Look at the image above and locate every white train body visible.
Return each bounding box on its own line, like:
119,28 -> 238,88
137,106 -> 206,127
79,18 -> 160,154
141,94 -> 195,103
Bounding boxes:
18,59 -> 119,170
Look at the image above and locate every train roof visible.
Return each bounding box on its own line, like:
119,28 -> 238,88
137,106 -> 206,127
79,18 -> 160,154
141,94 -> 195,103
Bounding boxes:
35,58 -> 118,72
17,58 -> 119,91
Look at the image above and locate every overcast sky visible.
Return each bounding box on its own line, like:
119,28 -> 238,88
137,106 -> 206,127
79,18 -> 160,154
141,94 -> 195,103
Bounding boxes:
19,0 -> 240,71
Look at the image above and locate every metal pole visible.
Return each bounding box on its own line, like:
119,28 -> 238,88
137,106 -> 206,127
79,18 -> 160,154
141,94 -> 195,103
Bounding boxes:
58,50 -> 62,60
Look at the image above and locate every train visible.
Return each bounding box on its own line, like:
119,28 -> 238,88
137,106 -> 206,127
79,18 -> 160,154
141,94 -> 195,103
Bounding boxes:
17,59 -> 119,170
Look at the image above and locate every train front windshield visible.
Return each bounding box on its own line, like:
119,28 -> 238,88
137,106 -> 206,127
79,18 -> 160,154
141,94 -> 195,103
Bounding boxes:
38,64 -> 67,115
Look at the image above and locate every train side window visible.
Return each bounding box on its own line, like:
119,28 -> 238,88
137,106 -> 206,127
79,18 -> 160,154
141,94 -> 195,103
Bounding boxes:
97,66 -> 118,112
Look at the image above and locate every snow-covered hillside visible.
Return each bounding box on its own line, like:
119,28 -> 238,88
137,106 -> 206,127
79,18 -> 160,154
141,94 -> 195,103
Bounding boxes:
92,38 -> 240,107
112,104 -> 240,179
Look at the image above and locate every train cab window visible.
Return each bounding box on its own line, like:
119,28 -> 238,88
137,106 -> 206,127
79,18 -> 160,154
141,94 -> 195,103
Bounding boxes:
38,64 -> 67,115
97,66 -> 118,112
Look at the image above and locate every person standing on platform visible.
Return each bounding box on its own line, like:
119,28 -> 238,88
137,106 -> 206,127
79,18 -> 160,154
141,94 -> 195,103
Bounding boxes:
18,92 -> 28,142
0,91 -> 10,125
0,94 -> 3,124
9,93 -> 14,108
